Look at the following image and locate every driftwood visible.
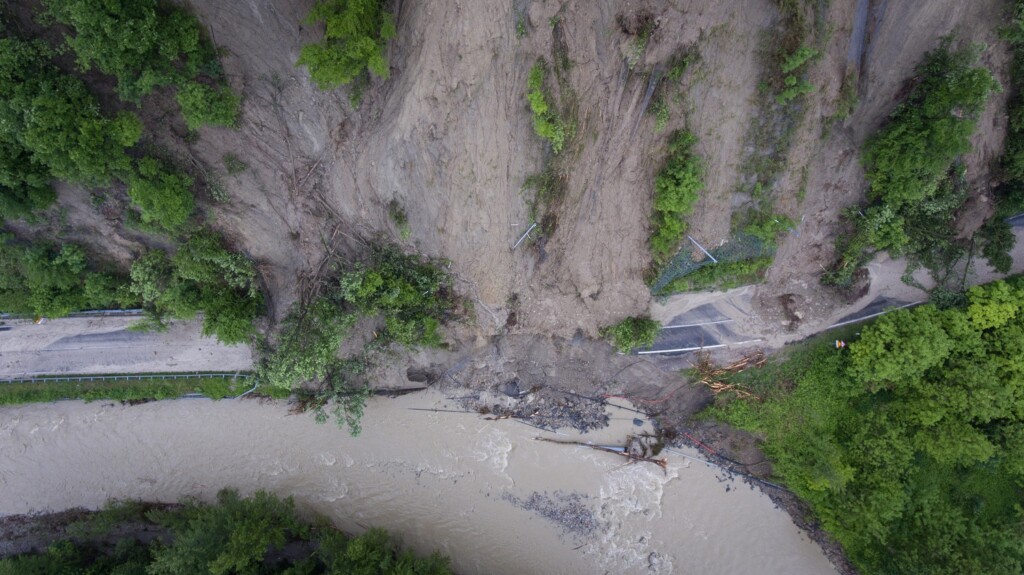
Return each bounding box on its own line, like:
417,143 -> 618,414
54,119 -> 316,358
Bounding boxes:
535,437 -> 668,473
691,350 -> 766,400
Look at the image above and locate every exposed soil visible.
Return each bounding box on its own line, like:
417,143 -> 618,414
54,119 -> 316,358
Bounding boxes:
3,0 -> 1013,342
1,1 -> 1019,572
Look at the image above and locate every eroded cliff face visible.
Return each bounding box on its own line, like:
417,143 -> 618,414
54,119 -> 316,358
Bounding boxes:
9,0 -> 1011,339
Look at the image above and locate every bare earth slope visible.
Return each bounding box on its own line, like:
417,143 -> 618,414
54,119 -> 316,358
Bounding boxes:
4,0 -> 1013,341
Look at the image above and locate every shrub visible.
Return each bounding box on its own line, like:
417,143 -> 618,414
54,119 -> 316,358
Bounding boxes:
526,59 -> 567,153
176,81 -> 240,130
388,199 -> 411,239
780,45 -> 819,74
650,131 -> 703,264
601,316 -> 660,353
775,75 -> 815,104
297,0 -> 397,90
658,256 -> 774,294
127,157 -> 195,231
222,153 -> 247,175
775,45 -> 818,105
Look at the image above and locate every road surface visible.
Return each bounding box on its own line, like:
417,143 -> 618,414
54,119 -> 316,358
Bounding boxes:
0,316 -> 252,377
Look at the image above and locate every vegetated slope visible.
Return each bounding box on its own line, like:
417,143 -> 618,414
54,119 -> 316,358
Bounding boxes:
1,0 -> 1012,342
759,0 -> 1012,334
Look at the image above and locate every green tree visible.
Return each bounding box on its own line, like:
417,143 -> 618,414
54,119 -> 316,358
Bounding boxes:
0,141 -> 55,219
650,130 -> 703,264
260,297 -> 357,391
0,491 -> 452,575
863,41 -> 998,209
42,0 -> 216,101
147,490 -> 303,575
338,245 -> 452,346
297,0 -> 397,90
715,276 -> 1024,574
127,157 -> 195,231
129,236 -> 263,344
176,81 -> 240,130
0,37 -> 141,188
0,235 -> 126,316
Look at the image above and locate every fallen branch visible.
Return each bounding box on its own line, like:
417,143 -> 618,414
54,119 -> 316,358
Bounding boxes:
535,437 -> 668,473
691,350 -> 765,400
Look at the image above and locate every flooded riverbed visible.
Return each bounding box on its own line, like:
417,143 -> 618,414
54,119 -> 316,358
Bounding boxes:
0,392 -> 836,574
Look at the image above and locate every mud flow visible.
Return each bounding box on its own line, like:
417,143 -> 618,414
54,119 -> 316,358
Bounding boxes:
0,394 -> 835,574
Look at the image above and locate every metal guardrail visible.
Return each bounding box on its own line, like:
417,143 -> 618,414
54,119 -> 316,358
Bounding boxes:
0,309 -> 145,320
0,372 -> 252,384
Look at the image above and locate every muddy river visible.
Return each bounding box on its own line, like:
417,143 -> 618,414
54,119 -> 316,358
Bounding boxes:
0,392 -> 836,574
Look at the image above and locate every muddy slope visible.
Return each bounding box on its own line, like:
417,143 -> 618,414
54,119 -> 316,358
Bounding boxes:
5,0 -> 1012,340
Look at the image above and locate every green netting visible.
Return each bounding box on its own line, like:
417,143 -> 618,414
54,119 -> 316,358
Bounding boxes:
651,233 -> 775,294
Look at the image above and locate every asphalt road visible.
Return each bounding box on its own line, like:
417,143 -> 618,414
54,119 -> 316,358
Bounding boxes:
640,300 -> 759,356
0,316 -> 252,377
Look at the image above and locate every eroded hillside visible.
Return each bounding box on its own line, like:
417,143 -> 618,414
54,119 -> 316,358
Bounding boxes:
2,0 -> 1014,342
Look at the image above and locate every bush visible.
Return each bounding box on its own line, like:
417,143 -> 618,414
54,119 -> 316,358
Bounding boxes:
0,375 -> 250,404
712,277 -> 1024,574
526,59 -> 567,153
658,256 -> 774,294
650,131 -> 703,264
297,0 -> 397,90
601,316 -> 660,353
222,153 -> 247,175
127,158 -> 195,231
388,199 -> 411,239
176,81 -> 240,130
775,45 -> 818,105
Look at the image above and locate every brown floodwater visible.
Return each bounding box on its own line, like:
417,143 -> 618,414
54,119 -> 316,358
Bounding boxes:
0,392 -> 836,574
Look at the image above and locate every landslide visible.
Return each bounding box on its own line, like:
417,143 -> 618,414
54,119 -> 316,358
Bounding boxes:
3,0 -> 1013,342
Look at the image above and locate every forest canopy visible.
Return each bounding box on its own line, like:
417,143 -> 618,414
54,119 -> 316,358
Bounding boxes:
715,276 -> 1024,575
0,489 -> 452,575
